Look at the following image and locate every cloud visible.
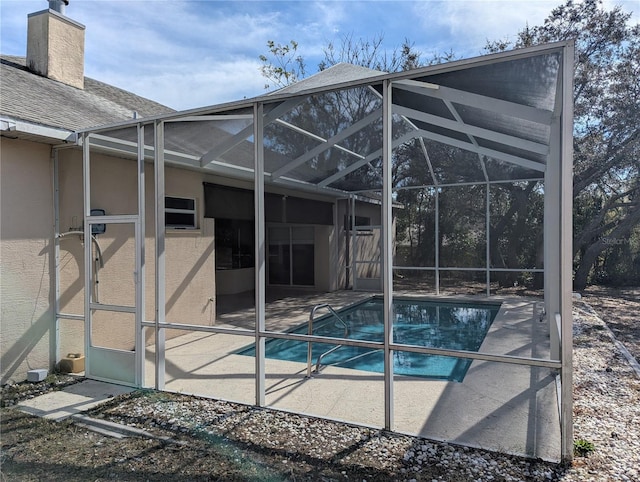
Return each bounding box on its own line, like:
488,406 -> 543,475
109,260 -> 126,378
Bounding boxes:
95,56 -> 266,110
71,1 -> 288,108
411,0 -> 558,56
3,0 -> 637,112
411,0 -> 639,58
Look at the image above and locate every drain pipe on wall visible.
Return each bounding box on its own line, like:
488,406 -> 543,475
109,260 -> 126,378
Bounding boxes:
52,147 -> 60,369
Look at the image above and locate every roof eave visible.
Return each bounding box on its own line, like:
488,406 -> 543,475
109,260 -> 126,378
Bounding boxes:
1,117 -> 77,144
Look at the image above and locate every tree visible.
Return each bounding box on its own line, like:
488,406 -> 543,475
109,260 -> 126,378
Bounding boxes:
319,33 -> 425,72
260,1 -> 640,289
258,35 -> 428,193
260,34 -> 429,90
259,40 -> 306,90
486,0 -> 640,289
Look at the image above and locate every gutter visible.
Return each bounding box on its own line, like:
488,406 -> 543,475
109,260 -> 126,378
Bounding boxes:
1,117 -> 77,143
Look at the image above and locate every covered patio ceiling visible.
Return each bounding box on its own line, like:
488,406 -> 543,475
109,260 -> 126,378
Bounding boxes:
79,42 -> 566,197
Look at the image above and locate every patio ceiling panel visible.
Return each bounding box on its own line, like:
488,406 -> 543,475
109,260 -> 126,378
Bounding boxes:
162,119 -> 249,159
476,137 -> 548,168
327,157 -> 384,192
414,127 -> 545,172
393,81 -> 553,126
263,121 -> 324,174
268,85 -> 383,183
162,116 -> 263,179
392,85 -> 454,121
283,140 -> 378,186
414,53 -> 560,111
320,127 -> 417,189
386,52 -> 560,185
198,99 -> 303,168
390,92 -> 549,181
484,157 -> 545,182
269,108 -> 382,180
395,105 -> 549,157
90,125 -> 151,147
323,131 -> 424,190
452,103 -> 551,147
217,138 -> 256,172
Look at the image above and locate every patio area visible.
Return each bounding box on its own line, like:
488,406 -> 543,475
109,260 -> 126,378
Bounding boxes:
66,41 -> 574,461
144,290 -> 560,460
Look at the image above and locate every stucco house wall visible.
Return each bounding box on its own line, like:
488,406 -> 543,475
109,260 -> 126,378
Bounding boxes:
0,134 -> 352,383
0,138 -> 55,384
56,149 -> 216,351
0,137 -> 218,382
0,133 -> 387,383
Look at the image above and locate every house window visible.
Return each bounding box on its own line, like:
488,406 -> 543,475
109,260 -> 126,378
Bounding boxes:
166,196 -> 197,229
345,215 -> 372,231
215,219 -> 254,269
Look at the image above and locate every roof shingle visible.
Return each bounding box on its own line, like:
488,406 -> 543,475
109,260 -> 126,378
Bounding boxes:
0,55 -> 174,131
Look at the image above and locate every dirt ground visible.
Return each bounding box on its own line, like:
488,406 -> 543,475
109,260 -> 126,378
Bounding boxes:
0,404 -> 391,482
1,286 -> 638,481
581,286 -> 640,362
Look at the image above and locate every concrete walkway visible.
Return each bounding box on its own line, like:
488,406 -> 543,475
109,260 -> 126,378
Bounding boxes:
16,379 -> 134,421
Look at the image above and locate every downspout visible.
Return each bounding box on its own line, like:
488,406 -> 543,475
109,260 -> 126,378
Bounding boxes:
52,147 -> 60,369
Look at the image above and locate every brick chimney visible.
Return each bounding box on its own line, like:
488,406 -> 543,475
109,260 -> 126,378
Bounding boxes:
27,1 -> 86,89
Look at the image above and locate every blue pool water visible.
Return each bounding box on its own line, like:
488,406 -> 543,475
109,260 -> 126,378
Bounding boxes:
238,297 -> 500,382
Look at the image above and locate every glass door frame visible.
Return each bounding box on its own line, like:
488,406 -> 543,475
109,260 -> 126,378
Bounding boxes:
84,216 -> 143,386
82,129 -> 146,388
266,224 -> 315,287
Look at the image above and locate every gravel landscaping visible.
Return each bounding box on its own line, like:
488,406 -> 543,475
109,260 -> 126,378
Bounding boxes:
2,292 -> 639,481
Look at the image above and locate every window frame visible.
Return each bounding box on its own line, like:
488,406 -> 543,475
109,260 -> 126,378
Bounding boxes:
165,196 -> 197,230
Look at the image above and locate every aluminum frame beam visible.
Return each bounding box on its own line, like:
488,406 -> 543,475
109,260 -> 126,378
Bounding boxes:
154,120 -> 166,391
559,41 -> 575,463
392,80 -> 554,125
270,108 -> 382,180
382,79 -> 394,432
416,128 -> 545,172
254,102 -> 266,407
394,105 -> 549,156
199,98 -> 304,167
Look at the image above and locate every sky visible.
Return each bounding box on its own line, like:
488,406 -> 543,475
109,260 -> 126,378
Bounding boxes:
1,0 -> 638,111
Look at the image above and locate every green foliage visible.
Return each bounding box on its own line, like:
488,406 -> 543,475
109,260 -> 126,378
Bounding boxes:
488,0 -> 640,289
573,438 -> 595,457
259,40 -> 306,90
259,0 -> 640,288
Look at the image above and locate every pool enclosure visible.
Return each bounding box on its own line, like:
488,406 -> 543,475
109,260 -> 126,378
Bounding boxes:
57,41 -> 574,460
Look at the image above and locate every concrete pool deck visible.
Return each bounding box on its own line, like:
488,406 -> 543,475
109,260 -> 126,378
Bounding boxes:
143,291 -> 560,461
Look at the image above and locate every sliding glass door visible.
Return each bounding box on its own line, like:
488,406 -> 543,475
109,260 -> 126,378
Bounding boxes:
268,226 -> 314,286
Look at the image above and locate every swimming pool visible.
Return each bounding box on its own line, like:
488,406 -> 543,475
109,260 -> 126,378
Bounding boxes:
238,297 -> 500,382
